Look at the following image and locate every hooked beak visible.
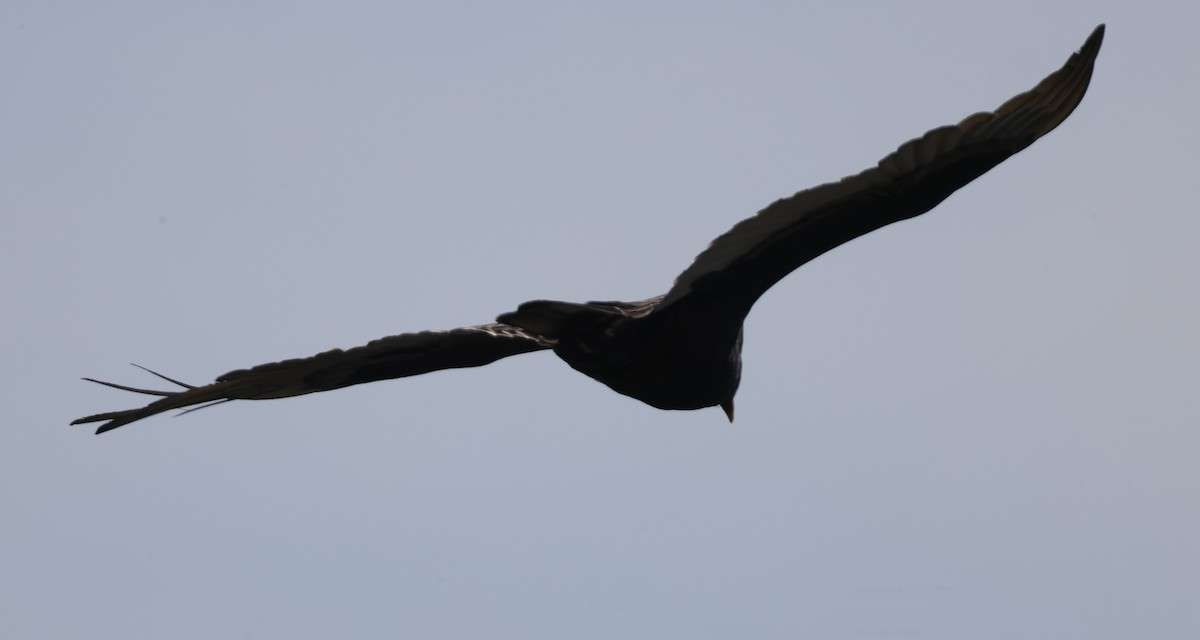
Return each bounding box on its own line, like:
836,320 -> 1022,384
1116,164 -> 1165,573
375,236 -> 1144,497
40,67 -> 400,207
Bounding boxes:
720,399 -> 734,423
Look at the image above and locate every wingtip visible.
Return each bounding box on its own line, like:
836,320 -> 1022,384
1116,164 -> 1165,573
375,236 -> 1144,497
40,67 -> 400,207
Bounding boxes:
68,415 -> 113,433
69,411 -> 120,432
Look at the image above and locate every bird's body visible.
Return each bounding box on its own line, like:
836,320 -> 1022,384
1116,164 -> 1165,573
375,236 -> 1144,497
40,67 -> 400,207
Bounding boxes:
504,296 -> 744,415
73,26 -> 1105,434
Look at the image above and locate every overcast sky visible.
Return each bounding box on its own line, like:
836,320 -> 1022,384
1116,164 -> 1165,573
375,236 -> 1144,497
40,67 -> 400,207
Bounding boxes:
4,1 -> 1199,638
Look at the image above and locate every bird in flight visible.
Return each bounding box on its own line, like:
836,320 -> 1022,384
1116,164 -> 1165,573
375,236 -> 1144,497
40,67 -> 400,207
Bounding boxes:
73,25 -> 1104,434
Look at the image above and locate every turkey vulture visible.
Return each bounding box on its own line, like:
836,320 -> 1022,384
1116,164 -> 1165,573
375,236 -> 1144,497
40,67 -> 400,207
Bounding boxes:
72,25 -> 1104,434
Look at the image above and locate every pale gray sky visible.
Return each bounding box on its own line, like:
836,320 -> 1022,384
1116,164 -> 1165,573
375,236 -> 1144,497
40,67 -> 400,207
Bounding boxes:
5,1 -> 1199,638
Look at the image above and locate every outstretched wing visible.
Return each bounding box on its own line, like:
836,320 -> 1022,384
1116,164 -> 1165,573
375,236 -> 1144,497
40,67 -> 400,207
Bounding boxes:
659,25 -> 1104,314
72,323 -> 554,434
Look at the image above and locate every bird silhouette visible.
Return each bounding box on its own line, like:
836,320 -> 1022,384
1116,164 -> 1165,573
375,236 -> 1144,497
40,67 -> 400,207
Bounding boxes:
73,25 -> 1104,434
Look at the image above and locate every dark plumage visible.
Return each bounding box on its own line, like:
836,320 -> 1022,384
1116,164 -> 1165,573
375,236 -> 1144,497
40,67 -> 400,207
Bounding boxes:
73,26 -> 1104,434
